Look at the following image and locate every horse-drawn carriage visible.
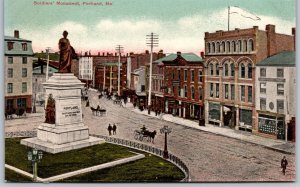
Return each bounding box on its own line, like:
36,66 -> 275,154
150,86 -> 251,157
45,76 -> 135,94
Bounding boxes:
90,105 -> 107,116
134,129 -> 157,143
5,108 -> 26,120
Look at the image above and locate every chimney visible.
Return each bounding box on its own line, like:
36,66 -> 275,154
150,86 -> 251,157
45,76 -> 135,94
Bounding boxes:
253,26 -> 258,30
145,50 -> 149,54
200,51 -> 205,59
115,53 -> 117,56
102,52 -> 105,56
292,27 -> 296,35
85,51 -> 88,56
98,52 -> 100,56
14,30 -> 19,38
266,24 -> 275,33
177,51 -> 181,57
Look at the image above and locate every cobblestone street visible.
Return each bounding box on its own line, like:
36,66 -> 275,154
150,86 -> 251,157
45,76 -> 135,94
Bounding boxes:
5,91 -> 296,182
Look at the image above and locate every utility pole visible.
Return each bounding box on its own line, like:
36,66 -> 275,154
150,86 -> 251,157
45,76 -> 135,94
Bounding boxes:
146,32 -> 159,114
45,47 -> 51,80
116,45 -> 124,96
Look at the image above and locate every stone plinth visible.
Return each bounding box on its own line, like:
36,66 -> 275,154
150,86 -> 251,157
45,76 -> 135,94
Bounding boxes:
21,73 -> 105,153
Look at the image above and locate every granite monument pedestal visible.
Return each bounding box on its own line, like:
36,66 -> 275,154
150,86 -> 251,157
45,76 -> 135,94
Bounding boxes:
21,73 -> 105,153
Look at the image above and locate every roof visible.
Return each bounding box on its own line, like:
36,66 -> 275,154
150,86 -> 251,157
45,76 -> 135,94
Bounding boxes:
154,53 -> 203,63
4,36 -> 34,56
256,51 -> 295,67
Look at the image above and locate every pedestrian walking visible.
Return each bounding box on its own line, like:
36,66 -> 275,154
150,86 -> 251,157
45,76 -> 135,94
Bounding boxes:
281,156 -> 288,175
108,124 -> 112,136
113,124 -> 117,135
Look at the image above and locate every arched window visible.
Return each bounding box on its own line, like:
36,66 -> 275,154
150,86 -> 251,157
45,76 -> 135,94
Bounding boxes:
232,41 -> 236,52
216,42 -> 220,53
248,63 -> 252,78
240,63 -> 245,78
243,40 -> 247,52
221,41 -> 225,53
210,63 -> 214,75
224,63 -> 228,76
248,39 -> 254,52
207,43 -> 211,53
226,41 -> 231,53
216,63 -> 219,76
212,42 -> 215,53
238,40 -> 242,52
230,63 -> 235,77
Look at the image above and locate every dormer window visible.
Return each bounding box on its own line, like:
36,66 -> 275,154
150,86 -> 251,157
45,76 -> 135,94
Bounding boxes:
22,43 -> 28,51
7,42 -> 14,50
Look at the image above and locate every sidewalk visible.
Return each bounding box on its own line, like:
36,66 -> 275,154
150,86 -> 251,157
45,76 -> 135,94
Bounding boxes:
130,106 -> 295,154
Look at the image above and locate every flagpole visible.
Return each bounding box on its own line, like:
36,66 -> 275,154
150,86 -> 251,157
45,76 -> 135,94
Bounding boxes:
228,6 -> 230,31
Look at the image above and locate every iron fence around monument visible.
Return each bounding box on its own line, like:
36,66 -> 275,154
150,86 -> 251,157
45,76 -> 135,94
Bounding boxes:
91,134 -> 190,182
4,131 -> 190,182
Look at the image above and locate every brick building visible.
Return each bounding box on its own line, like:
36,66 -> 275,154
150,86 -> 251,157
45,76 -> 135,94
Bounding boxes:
152,52 -> 204,120
204,24 -> 295,134
4,30 -> 34,113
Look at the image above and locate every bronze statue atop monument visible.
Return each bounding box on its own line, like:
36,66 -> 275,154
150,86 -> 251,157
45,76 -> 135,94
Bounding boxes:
58,30 -> 78,73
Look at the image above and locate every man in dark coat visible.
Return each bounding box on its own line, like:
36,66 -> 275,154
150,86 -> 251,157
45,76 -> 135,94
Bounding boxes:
112,124 -> 117,135
108,124 -> 112,136
281,156 -> 288,175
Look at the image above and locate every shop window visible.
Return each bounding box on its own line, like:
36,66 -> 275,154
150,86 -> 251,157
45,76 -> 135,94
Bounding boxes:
17,98 -> 27,108
6,99 -> 14,110
258,114 -> 276,134
239,109 -> 252,126
209,103 -> 220,121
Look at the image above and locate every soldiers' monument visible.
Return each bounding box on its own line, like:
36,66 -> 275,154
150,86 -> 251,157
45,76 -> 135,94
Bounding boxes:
21,31 -> 105,153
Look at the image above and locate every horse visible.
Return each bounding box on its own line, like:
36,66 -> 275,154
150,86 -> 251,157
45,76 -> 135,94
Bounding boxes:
90,107 -> 98,115
15,108 -> 26,118
143,130 -> 157,143
5,108 -> 16,120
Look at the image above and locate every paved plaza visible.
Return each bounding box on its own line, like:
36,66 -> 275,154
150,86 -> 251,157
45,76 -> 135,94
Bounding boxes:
5,90 -> 295,182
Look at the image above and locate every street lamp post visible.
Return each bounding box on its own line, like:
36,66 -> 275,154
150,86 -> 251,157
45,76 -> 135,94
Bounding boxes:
27,148 -> 43,182
160,125 -> 172,159
45,47 -> 51,80
32,79 -> 37,113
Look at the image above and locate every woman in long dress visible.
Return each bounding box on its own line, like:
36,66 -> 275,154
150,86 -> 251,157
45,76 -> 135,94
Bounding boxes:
58,30 -> 73,73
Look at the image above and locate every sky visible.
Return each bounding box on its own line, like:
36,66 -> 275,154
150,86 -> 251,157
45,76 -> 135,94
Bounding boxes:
4,0 -> 296,55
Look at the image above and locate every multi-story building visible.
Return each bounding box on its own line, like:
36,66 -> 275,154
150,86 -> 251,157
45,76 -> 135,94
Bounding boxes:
78,56 -> 93,85
152,52 -> 204,120
204,24 -> 295,133
4,30 -> 34,112
255,51 -> 296,141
